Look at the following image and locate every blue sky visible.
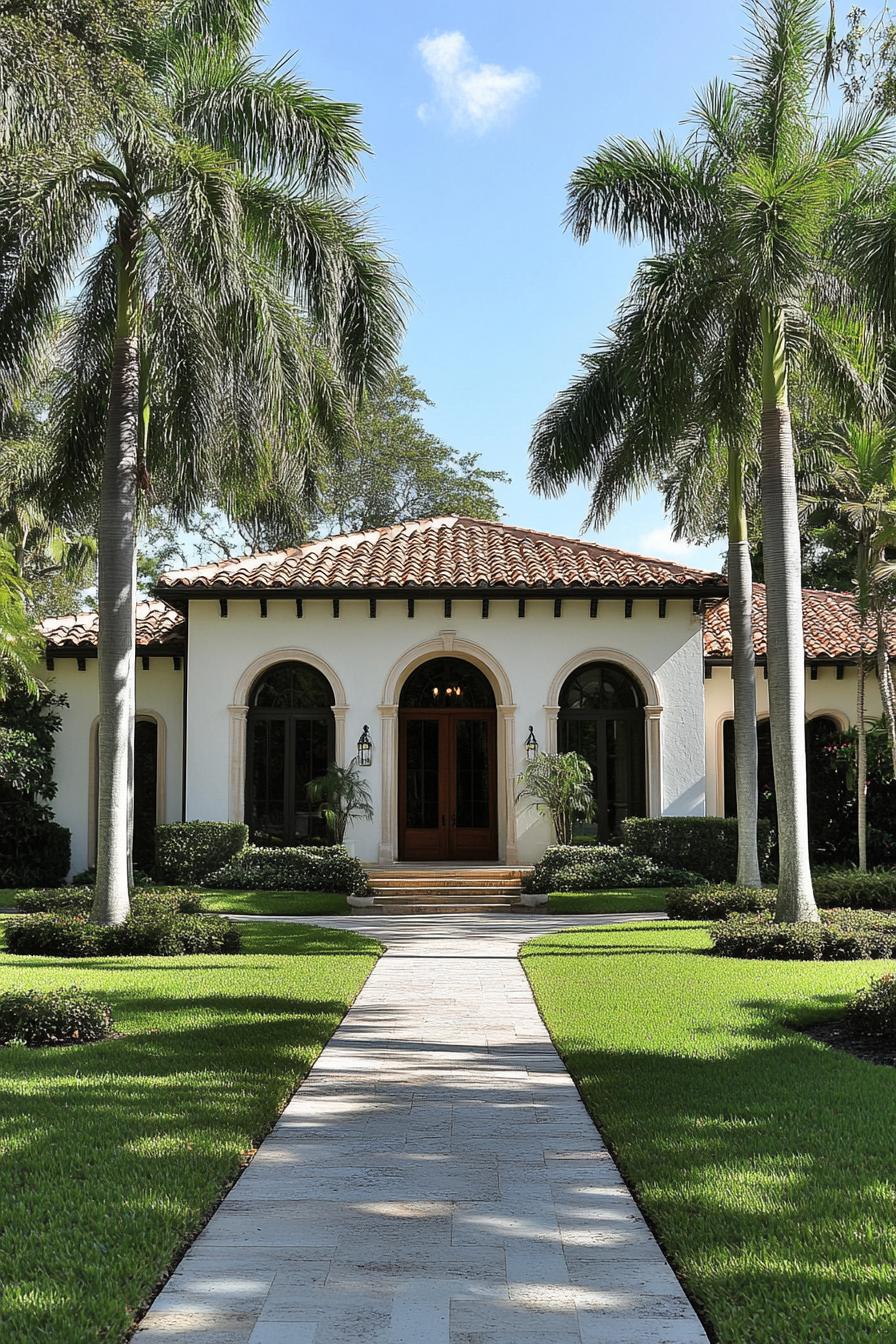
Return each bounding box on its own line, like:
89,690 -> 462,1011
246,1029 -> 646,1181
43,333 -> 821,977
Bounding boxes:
260,1 -> 749,569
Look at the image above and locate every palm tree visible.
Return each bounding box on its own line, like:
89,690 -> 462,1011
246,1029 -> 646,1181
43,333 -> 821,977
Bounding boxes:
806,422 -> 896,867
530,0 -> 896,921
0,0 -> 404,924
515,752 -> 595,845
0,542 -> 40,697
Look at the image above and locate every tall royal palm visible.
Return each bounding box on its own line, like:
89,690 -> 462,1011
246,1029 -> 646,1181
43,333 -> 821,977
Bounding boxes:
0,0 -> 404,923
530,0 -> 896,921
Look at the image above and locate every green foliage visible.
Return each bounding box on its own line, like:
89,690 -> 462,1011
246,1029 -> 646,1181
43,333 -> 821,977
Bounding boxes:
15,887 -> 205,915
0,986 -> 113,1048
0,544 -> 40,697
622,816 -> 773,883
200,888 -> 348,917
848,972 -> 896,1039
0,820 -> 70,889
515,753 -> 595,845
814,868 -> 896,909
545,888 -> 670,915
306,760 -> 373,844
522,920 -> 896,1343
6,910 -> 241,957
154,822 -> 248,883
711,910 -> 896,960
208,844 -> 369,896
0,681 -> 70,886
524,843 -> 702,894
0,920 -> 379,1342
667,884 -> 776,919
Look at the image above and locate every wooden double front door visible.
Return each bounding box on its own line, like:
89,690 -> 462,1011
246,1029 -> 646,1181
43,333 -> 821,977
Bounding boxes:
398,710 -> 498,861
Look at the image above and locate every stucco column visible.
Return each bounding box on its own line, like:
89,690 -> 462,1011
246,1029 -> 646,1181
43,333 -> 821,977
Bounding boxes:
544,704 -> 560,754
378,703 -> 398,863
331,706 -> 348,766
498,704 -> 518,864
644,704 -> 663,817
227,703 -> 249,823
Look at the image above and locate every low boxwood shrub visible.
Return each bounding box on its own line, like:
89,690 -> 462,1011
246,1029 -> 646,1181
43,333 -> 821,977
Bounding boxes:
207,844 -> 370,896
155,821 -> 249,883
848,973 -> 896,1039
0,986 -> 113,1047
15,887 -> 205,915
5,910 -> 241,957
711,909 -> 896,961
621,816 -> 773,883
667,884 -> 776,919
523,844 -> 703,894
813,869 -> 896,910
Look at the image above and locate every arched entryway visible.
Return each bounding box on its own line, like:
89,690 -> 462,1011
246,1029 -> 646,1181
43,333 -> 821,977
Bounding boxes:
398,656 -> 498,861
557,661 -> 646,840
245,661 -> 335,844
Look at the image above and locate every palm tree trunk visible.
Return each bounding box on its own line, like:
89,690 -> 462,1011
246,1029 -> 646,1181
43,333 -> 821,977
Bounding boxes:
92,215 -> 139,926
727,442 -> 762,887
857,652 -> 868,871
759,307 -> 818,922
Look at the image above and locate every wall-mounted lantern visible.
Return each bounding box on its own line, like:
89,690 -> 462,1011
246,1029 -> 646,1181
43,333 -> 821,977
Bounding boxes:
357,724 -> 373,767
525,725 -> 539,762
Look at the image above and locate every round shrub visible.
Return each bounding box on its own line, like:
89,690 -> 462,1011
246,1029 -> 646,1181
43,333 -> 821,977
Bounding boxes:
813,869 -> 896,911
621,815 -> 773,883
15,887 -> 206,916
16,887 -> 88,914
5,911 -> 241,957
523,844 -> 704,894
711,910 -> 896,961
0,986 -> 113,1047
848,974 -> 896,1040
155,821 -> 249,883
208,844 -> 370,896
667,885 -> 775,920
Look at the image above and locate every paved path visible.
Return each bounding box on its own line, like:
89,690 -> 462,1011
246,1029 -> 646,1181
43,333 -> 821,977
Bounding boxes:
137,914 -> 707,1344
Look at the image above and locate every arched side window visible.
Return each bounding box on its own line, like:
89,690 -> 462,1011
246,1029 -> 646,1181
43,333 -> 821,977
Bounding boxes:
557,661 -> 646,840
246,661 -> 335,844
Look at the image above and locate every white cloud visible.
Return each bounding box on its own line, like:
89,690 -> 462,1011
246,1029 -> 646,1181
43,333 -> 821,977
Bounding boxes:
417,31 -> 538,133
638,526 -> 723,569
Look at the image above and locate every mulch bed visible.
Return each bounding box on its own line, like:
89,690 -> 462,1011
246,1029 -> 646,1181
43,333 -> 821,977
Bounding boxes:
801,1017 -> 896,1069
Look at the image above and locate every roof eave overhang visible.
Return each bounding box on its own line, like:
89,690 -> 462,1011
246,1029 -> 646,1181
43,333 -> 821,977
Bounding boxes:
154,581 -> 729,610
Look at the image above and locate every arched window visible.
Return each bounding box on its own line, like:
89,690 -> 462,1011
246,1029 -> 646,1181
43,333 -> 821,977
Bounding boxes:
557,661 -> 646,840
133,718 -> 159,872
246,661 -> 335,844
400,657 -> 496,710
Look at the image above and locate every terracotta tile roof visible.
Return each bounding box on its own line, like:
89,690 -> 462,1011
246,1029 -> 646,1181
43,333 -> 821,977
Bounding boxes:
155,516 -> 725,594
704,584 -> 896,661
41,599 -> 185,652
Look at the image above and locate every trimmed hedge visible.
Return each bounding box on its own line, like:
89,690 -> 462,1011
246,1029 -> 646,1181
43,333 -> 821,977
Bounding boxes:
207,844 -> 370,896
5,910 -> 242,957
155,821 -> 248,883
0,819 -> 71,888
15,888 -> 205,915
0,986 -> 114,1047
621,816 -> 772,883
523,844 -> 703,894
814,869 -> 896,910
710,909 -> 896,961
849,973 -> 896,1039
667,885 -> 775,919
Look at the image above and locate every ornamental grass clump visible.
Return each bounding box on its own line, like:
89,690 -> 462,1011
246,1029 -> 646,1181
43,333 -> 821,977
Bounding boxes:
0,987 -> 113,1047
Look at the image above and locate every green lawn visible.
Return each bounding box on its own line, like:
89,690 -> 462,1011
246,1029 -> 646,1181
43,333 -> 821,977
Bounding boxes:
521,921 -> 896,1344
545,887 -> 668,914
0,920 -> 380,1344
200,888 -> 348,916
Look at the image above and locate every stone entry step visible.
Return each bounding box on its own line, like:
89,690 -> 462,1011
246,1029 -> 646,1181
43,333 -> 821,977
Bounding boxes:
364,866 -> 531,914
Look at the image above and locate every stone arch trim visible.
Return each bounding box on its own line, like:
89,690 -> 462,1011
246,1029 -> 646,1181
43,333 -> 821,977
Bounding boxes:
88,710 -> 167,868
382,632 -> 513,708
228,649 -> 349,825
807,707 -> 850,730
544,649 -> 662,819
378,633 -> 517,864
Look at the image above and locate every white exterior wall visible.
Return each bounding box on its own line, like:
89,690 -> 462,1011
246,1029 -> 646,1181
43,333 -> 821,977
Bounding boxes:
46,657 -> 184,874
184,594 -> 707,864
703,663 -> 879,815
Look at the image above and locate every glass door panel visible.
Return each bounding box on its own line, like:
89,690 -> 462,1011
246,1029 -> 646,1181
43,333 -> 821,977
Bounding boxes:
400,716 -> 443,859
450,716 -> 496,860
250,718 -> 287,840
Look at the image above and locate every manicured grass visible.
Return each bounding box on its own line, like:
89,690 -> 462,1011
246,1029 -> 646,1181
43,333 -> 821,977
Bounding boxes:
545,887 -> 668,914
0,920 -> 380,1343
200,888 -> 348,916
521,921 -> 896,1344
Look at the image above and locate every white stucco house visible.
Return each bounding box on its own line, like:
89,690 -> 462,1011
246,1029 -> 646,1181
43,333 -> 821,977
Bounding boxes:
38,515 -> 887,875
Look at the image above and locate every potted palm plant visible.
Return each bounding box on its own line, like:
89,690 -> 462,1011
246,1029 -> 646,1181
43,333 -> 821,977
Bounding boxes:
515,751 -> 596,907
307,761 -> 374,856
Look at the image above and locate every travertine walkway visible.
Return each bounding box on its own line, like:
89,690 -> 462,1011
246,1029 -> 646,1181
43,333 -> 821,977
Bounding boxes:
137,914 -> 708,1343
